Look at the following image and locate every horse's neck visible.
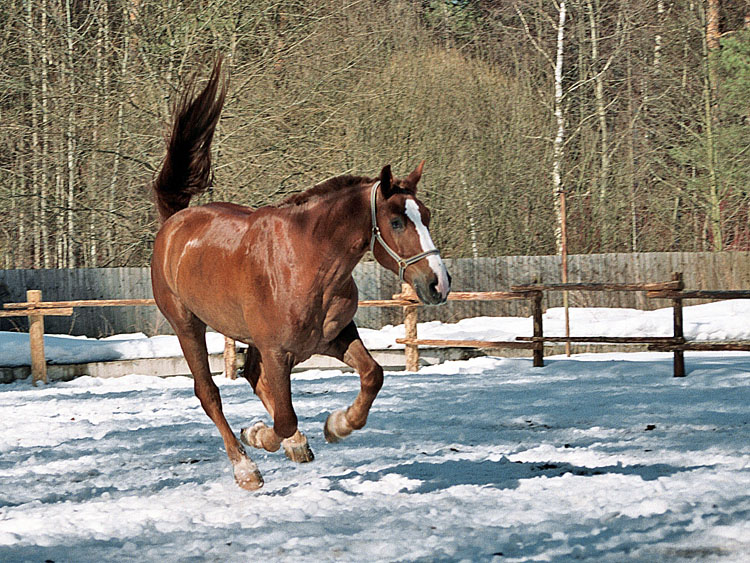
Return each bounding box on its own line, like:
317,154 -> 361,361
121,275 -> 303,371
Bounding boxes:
302,186 -> 371,281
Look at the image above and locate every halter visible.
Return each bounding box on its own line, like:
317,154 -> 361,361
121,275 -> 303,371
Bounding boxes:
369,180 -> 441,282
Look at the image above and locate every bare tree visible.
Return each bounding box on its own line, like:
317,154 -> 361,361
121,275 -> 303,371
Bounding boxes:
2,0 -> 750,269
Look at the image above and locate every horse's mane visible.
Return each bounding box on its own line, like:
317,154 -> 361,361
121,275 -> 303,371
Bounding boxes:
277,174 -> 372,207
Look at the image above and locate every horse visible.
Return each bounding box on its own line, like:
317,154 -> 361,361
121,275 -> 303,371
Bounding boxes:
150,59 -> 451,490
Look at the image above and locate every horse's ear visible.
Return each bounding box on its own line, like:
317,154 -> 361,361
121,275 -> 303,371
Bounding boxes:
380,164 -> 393,197
405,160 -> 425,190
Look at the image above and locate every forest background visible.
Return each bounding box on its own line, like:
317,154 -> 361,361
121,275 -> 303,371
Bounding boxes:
1,0 -> 749,270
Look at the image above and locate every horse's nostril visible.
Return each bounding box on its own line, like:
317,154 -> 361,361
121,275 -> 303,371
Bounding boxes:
429,280 -> 440,297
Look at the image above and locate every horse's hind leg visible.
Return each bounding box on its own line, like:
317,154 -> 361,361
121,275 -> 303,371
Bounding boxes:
240,348 -> 314,463
166,308 -> 263,489
322,322 -> 384,443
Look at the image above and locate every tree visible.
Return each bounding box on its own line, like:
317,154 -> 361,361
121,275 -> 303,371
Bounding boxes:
1,0 -> 750,270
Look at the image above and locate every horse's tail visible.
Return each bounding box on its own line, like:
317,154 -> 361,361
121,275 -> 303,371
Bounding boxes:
152,57 -> 228,223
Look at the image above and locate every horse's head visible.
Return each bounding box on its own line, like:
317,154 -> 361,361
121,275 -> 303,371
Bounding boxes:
369,161 -> 451,305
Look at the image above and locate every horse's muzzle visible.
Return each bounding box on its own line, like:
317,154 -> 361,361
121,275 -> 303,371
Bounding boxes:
414,271 -> 451,306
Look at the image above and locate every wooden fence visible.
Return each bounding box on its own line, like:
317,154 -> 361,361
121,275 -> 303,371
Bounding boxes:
1,252 -> 750,337
396,273 -> 750,378
0,286 -> 428,385
4,274 -> 749,384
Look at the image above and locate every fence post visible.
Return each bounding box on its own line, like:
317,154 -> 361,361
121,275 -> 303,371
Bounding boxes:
531,291 -> 544,367
224,336 -> 237,379
672,272 -> 685,377
401,283 -> 420,372
27,290 -> 47,386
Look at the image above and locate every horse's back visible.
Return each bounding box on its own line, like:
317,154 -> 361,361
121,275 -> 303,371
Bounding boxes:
203,201 -> 256,216
153,203 -> 254,266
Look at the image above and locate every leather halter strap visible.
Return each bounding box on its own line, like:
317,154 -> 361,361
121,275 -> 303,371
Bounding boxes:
369,180 -> 441,282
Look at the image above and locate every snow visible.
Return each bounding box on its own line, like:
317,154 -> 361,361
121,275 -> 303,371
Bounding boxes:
1,302 -> 749,561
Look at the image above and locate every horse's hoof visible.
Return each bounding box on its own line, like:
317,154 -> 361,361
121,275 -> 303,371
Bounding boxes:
240,421 -> 267,449
233,457 -> 263,491
324,409 -> 353,443
282,431 -> 315,463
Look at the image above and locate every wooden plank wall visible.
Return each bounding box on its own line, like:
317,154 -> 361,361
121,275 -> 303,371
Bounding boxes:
0,268 -> 159,337
1,252 -> 748,336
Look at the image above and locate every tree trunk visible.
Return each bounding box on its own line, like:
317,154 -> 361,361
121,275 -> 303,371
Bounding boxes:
587,0 -> 610,212
107,2 -> 136,263
460,167 -> 480,259
40,1 -> 52,267
654,0 -> 664,71
626,22 -> 638,252
65,0 -> 77,268
706,0 -> 720,51
24,0 -> 41,267
86,1 -> 109,267
701,0 -> 723,250
553,0 -> 567,256
16,152 -> 24,266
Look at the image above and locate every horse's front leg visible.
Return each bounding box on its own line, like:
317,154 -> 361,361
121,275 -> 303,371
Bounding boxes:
323,322 -> 384,443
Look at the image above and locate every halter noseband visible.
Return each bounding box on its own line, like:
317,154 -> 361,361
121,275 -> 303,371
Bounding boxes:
369,180 -> 441,282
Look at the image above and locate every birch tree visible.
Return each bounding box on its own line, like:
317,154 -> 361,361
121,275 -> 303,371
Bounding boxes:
63,0 -> 77,267
552,1 -> 567,256
2,0 -> 750,268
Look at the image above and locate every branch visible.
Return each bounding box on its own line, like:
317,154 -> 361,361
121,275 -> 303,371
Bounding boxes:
91,149 -> 156,172
514,5 -> 554,70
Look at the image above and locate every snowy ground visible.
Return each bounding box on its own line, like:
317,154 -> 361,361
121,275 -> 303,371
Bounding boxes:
1,303 -> 749,561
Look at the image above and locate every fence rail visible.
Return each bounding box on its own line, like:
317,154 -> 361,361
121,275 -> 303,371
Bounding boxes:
2,298 -> 156,309
1,287 -> 430,385
396,273 -> 750,377
4,272 -> 750,384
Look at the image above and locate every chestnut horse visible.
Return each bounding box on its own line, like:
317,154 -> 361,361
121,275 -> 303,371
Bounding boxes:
151,60 -> 451,490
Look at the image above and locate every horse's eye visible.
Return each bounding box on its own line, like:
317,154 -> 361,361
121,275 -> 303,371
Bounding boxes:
390,217 -> 405,230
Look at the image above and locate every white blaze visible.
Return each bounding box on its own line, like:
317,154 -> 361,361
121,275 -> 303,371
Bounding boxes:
404,199 -> 451,298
